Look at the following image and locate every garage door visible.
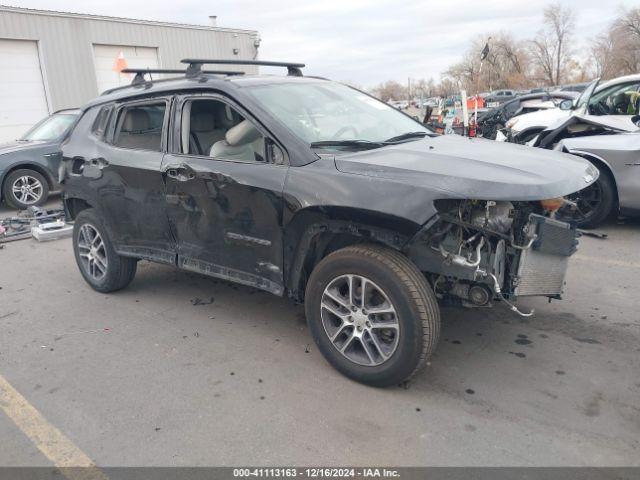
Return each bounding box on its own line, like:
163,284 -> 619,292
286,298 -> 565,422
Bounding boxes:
93,45 -> 159,94
0,39 -> 50,143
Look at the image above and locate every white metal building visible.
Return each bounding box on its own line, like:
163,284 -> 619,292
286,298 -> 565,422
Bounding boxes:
0,6 -> 260,142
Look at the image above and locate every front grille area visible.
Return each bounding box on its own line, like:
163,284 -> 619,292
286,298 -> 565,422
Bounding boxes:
513,215 -> 578,297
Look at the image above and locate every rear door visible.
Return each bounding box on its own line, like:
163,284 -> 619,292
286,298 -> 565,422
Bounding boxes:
162,93 -> 288,294
84,97 -> 175,263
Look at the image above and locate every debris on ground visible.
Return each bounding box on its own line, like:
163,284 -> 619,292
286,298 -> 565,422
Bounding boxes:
190,297 -> 214,306
578,229 -> 608,239
1,206 -> 70,243
53,328 -> 110,340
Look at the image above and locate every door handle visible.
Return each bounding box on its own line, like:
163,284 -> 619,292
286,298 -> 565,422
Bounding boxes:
164,163 -> 196,182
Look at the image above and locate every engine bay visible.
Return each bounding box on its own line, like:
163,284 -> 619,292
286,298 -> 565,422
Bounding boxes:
407,199 -> 579,316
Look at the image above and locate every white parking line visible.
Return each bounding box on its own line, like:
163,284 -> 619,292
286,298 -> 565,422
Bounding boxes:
0,373 -> 108,480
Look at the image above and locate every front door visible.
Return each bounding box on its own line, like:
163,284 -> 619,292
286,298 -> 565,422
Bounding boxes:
163,95 -> 288,294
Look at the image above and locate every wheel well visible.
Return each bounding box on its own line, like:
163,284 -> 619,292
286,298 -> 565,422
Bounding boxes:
3,163 -> 56,191
573,153 -> 619,212
284,207 -> 420,303
64,197 -> 93,220
295,232 -> 382,303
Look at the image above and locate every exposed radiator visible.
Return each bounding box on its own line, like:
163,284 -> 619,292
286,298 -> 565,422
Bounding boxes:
513,214 -> 578,297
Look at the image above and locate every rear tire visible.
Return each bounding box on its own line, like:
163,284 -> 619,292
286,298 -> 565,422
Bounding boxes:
2,169 -> 49,209
73,208 -> 137,293
305,244 -> 440,387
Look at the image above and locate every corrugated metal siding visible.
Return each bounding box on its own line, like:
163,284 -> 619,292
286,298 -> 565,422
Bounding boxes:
0,8 -> 259,111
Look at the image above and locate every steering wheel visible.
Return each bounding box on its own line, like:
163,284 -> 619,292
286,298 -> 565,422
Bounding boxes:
332,126 -> 359,139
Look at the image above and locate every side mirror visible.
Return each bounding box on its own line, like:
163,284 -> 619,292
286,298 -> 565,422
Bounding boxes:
559,99 -> 573,111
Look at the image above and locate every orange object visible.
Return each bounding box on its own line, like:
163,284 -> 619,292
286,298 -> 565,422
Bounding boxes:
540,198 -> 565,212
467,96 -> 485,109
113,51 -> 129,74
469,119 -> 476,138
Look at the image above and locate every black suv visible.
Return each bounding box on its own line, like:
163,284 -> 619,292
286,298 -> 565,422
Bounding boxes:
61,60 -> 596,387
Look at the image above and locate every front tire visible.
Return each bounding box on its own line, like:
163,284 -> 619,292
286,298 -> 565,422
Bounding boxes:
73,208 -> 137,293
2,169 -> 49,209
557,167 -> 616,229
305,244 -> 440,387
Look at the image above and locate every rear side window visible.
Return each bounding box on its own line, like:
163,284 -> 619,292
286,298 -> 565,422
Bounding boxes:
113,103 -> 166,151
91,106 -> 112,140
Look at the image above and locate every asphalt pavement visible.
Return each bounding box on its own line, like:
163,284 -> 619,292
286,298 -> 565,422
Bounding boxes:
0,197 -> 639,466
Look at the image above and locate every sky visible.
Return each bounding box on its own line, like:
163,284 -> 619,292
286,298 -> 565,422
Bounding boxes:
7,0 -> 639,87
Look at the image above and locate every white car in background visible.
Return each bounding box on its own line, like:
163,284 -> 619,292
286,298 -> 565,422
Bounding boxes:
500,74 -> 640,143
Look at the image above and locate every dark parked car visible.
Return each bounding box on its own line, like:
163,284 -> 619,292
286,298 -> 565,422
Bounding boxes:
483,89 -> 517,104
60,61 -> 596,387
0,109 -> 80,209
477,92 -> 577,139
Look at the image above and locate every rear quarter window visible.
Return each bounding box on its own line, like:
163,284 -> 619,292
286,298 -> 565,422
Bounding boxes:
91,105 -> 113,140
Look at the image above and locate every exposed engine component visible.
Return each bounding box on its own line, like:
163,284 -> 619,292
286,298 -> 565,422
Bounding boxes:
412,198 -> 575,317
448,282 -> 492,307
437,236 -> 484,268
471,201 -> 513,234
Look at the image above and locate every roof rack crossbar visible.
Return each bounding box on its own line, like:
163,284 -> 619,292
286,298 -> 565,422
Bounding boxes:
180,59 -> 305,77
121,68 -> 245,86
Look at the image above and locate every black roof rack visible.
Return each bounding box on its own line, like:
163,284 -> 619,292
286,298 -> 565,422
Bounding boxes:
121,68 -> 244,86
180,59 -> 305,77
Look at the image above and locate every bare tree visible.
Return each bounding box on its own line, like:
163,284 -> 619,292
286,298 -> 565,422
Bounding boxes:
589,7 -> 640,80
530,34 -> 556,85
616,7 -> 640,43
530,2 -> 576,85
443,32 -> 530,93
591,32 -> 615,78
370,80 -> 406,102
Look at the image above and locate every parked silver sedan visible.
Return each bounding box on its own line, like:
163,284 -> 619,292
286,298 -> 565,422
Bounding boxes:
512,114 -> 640,228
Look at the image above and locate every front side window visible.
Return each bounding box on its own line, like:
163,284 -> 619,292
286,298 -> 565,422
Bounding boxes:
181,99 -> 267,163
246,81 -> 429,145
21,111 -> 79,142
588,81 -> 640,115
113,103 -> 166,151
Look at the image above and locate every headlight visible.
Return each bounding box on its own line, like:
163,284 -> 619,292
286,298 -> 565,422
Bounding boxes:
505,117 -> 519,129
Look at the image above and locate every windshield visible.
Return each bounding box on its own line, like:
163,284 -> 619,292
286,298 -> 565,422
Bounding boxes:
21,112 -> 79,141
246,82 -> 430,146
573,79 -> 599,110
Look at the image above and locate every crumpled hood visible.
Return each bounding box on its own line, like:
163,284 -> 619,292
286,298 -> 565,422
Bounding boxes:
334,135 -> 598,201
508,107 -> 569,132
548,113 -> 640,133
0,140 -> 49,156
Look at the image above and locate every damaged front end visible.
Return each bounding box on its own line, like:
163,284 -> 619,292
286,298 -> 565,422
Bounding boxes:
406,199 -> 579,316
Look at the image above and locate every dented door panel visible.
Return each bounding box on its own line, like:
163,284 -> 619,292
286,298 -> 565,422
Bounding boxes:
162,153 -> 287,294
